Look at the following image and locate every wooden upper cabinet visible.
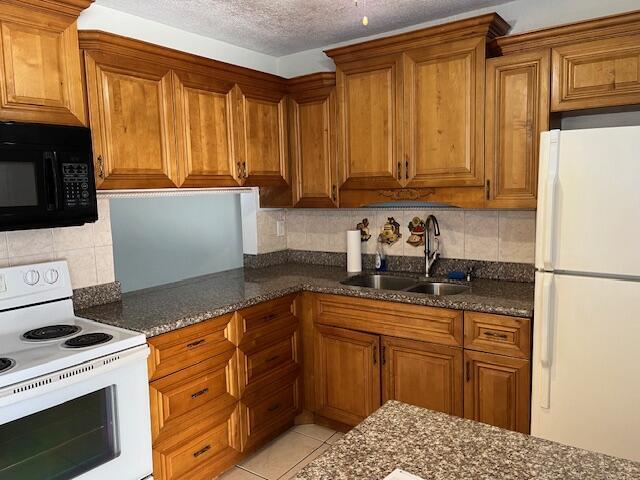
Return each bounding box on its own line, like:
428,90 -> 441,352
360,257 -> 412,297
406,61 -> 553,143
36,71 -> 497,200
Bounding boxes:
403,37 -> 485,187
464,350 -> 530,434
336,55 -> 403,189
382,336 -> 463,416
235,85 -> 289,187
0,1 -> 89,125
485,50 -> 550,208
288,74 -> 338,207
84,50 -> 178,189
173,70 -> 240,187
314,324 -> 381,426
551,35 -> 640,111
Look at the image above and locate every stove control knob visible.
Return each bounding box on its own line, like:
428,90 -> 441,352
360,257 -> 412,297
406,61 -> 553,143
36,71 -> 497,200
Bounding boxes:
44,269 -> 59,284
23,269 -> 40,286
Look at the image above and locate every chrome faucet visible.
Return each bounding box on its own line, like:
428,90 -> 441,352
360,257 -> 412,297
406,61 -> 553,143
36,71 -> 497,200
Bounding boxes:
424,215 -> 440,277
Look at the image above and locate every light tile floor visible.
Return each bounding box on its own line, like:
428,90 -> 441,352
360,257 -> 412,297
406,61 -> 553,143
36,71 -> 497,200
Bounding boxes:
218,424 -> 345,480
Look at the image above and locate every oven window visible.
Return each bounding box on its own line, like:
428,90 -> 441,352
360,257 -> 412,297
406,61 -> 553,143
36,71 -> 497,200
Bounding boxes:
0,162 -> 38,207
0,386 -> 120,480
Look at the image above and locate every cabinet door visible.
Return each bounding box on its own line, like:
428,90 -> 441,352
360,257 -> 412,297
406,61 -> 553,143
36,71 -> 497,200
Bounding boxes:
403,37 -> 485,187
464,350 -> 530,433
485,50 -> 549,208
289,87 -> 338,207
314,325 -> 381,426
382,336 -> 463,416
0,8 -> 85,125
84,51 -> 178,189
234,85 -> 288,186
336,55 -> 403,189
551,35 -> 640,111
173,70 -> 240,187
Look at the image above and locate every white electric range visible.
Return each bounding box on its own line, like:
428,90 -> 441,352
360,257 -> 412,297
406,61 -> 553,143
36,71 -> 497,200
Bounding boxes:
0,260 -> 152,480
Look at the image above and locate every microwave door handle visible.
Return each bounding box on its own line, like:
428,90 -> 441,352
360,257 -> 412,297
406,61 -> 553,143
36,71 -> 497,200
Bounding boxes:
43,151 -> 60,211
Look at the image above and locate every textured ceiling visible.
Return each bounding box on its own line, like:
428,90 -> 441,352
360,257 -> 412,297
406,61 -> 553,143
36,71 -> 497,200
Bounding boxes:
94,0 -> 514,56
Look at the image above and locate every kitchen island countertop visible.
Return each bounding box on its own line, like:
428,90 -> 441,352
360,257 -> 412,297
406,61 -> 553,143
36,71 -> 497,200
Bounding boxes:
294,401 -> 640,480
79,263 -> 534,337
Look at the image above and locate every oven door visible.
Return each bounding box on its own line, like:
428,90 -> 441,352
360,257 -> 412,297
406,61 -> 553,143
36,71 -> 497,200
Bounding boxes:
0,346 -> 152,480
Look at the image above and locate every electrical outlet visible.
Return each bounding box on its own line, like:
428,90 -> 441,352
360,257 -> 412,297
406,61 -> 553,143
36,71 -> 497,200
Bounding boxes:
276,220 -> 285,237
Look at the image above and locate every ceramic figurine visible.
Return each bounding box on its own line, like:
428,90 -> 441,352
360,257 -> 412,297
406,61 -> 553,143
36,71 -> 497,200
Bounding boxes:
378,217 -> 402,245
406,216 -> 426,247
357,218 -> 371,241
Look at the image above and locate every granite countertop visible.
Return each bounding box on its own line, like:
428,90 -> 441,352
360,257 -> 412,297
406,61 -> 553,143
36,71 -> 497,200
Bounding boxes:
78,263 -> 534,337
295,401 -> 640,480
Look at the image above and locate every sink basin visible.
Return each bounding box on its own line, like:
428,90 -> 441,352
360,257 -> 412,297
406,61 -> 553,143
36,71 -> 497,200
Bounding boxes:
406,282 -> 470,296
340,274 -> 418,291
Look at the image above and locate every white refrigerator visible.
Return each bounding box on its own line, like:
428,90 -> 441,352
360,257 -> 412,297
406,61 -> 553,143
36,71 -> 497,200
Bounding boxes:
532,126 -> 640,461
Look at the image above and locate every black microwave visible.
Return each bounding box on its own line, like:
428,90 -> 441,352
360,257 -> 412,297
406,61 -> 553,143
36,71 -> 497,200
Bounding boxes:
0,121 -> 98,232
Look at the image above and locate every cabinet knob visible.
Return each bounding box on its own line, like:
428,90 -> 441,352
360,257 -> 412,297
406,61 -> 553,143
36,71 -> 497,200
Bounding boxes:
331,185 -> 337,202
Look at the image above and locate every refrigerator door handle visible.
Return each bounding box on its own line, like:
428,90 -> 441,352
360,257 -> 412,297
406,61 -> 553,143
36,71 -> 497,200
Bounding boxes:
542,131 -> 560,271
539,274 -> 555,409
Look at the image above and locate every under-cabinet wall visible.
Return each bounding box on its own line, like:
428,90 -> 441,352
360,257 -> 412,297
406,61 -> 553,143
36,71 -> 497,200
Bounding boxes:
0,198 -> 114,288
276,208 -> 536,264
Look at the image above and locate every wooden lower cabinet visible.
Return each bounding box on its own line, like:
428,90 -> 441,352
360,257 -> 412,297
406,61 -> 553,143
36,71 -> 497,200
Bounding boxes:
314,325 -> 381,427
382,337 -> 463,416
463,350 -> 531,433
149,296 -> 301,479
312,295 -> 531,433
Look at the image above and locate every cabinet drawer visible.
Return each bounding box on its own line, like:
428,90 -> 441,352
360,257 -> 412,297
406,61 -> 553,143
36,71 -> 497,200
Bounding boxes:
153,406 -> 240,480
238,324 -> 300,396
148,313 -> 235,381
149,349 -> 239,442
315,294 -> 463,346
464,312 -> 531,359
236,295 -> 297,347
239,372 -> 301,451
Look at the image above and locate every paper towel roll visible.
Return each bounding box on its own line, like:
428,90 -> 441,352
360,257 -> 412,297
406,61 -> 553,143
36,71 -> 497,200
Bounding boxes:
347,230 -> 362,273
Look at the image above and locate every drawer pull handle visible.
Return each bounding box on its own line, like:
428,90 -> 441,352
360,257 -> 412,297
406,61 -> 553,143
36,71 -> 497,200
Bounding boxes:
484,331 -> 508,340
266,355 -> 280,363
466,361 -> 471,382
373,345 -> 377,365
193,445 -> 211,458
186,339 -> 206,349
191,388 -> 209,399
267,403 -> 281,412
264,314 -> 277,321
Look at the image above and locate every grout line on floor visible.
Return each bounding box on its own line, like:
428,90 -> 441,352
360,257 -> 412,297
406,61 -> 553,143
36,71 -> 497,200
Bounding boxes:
292,428 -> 337,443
236,465 -> 269,479
276,443 -> 328,480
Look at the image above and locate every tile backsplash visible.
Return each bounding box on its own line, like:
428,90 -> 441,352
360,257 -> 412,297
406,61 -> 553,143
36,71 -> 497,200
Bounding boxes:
282,208 -> 536,264
256,209 -> 287,254
0,198 -> 114,288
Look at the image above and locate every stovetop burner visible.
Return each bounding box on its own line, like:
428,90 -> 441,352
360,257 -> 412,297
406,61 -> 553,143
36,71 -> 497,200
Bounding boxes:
0,357 -> 15,374
63,333 -> 113,349
23,325 -> 81,341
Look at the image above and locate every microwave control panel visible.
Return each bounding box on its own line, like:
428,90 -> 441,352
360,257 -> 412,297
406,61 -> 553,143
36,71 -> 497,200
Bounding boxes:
62,163 -> 91,208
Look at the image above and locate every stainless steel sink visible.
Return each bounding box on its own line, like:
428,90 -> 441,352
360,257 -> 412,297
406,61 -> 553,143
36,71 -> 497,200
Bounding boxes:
406,282 -> 470,296
340,274 -> 470,296
340,274 -> 418,291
